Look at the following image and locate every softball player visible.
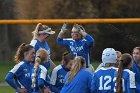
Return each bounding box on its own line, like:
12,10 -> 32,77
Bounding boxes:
91,48 -> 117,93
32,48 -> 50,93
60,56 -> 92,93
132,47 -> 140,92
5,43 -> 34,93
115,53 -> 136,93
49,52 -> 74,93
30,23 -> 56,70
57,23 -> 95,73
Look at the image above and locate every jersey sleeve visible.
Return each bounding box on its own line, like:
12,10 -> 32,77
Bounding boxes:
5,72 -> 18,89
39,65 -> 48,80
49,84 -> 61,93
128,72 -> 136,89
30,39 -> 39,53
9,62 -> 24,77
84,34 -> 94,47
50,70 -> 58,85
38,66 -> 48,88
38,78 -> 45,89
56,38 -> 69,47
50,65 -> 63,85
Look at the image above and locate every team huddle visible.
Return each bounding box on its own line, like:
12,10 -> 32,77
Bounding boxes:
4,23 -> 140,93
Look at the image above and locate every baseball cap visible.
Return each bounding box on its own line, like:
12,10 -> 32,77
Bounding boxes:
102,48 -> 117,64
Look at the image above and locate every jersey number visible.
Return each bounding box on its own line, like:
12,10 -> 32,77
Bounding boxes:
99,76 -> 125,91
99,76 -> 112,90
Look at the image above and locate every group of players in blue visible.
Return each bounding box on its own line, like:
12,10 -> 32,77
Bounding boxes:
5,23 -> 140,93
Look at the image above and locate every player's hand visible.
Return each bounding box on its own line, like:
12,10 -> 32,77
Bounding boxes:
60,23 -> 68,33
73,24 -> 85,34
17,88 -> 28,93
44,86 -> 50,93
78,25 -> 86,34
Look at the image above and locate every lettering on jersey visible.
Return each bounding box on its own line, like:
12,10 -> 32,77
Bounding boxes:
70,42 -> 73,45
58,75 -> 64,83
23,69 -> 31,78
70,46 -> 83,52
23,69 -> 28,72
25,73 -> 31,78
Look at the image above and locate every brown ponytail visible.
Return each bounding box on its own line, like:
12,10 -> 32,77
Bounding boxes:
116,61 -> 123,93
14,43 -> 33,64
116,53 -> 132,93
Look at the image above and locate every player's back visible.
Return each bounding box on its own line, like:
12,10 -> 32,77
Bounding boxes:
114,69 -> 136,93
91,67 -> 117,93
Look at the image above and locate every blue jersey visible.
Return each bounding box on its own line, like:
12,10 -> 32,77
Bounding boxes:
60,69 -> 92,93
30,39 -> 51,69
132,60 -> 140,92
114,69 -> 136,93
32,65 -> 49,93
5,60 -> 33,93
50,65 -> 68,93
56,34 -> 94,67
91,67 -> 117,93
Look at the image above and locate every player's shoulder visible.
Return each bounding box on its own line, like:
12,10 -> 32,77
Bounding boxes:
111,67 -> 118,71
14,61 -> 25,68
80,69 -> 92,77
50,65 -> 63,79
63,38 -> 74,41
94,67 -> 105,73
10,61 -> 24,73
30,39 -> 38,47
39,65 -> 47,70
124,69 -> 135,75
96,66 -> 117,71
39,65 -> 48,73
95,67 -> 117,75
53,65 -> 63,72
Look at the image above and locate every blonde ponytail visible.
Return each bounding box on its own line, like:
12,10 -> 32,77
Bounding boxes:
68,56 -> 85,82
32,57 -> 41,88
32,48 -> 48,88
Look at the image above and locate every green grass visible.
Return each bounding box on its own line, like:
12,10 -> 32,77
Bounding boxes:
0,86 -> 15,93
0,62 -> 15,82
0,61 -> 101,92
